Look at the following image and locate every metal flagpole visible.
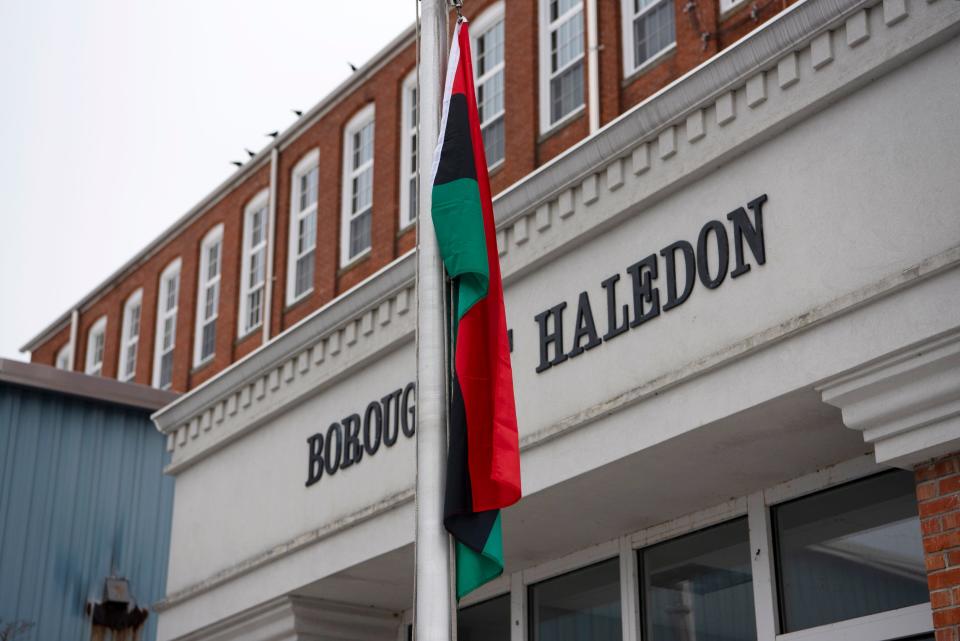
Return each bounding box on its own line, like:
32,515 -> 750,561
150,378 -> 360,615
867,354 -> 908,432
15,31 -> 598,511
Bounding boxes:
414,0 -> 452,640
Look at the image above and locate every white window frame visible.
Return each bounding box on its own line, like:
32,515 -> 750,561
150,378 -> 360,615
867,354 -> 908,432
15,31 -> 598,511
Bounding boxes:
340,104 -> 376,267
193,224 -> 223,368
55,343 -> 71,370
153,258 -> 181,389
117,289 -> 143,382
472,1 -> 507,169
538,0 -> 586,135
399,71 -> 419,231
84,316 -> 107,376
286,149 -> 319,305
454,456 -> 932,641
620,0 -> 677,79
239,189 -> 270,337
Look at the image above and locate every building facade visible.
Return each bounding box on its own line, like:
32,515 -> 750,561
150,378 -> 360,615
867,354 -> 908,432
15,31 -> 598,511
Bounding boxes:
147,0 -> 960,640
22,0 -> 798,393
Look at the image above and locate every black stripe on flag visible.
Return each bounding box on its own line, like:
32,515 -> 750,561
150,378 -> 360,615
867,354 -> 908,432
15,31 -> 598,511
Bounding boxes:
434,94 -> 477,186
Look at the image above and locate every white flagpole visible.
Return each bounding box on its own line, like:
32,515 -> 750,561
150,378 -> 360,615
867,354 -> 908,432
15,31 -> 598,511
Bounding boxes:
415,0 -> 452,640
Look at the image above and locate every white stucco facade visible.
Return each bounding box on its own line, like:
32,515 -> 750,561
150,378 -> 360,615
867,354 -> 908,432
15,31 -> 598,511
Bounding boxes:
152,0 -> 960,638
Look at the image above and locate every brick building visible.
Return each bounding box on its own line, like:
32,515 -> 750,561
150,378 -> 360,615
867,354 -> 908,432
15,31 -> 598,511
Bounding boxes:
22,0 -> 793,392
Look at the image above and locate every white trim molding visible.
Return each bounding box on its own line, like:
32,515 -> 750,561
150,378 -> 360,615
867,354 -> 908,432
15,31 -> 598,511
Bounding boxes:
193,224 -> 224,368
340,103 -> 376,267
239,189 -> 270,338
286,149 -> 319,306
820,330 -> 960,469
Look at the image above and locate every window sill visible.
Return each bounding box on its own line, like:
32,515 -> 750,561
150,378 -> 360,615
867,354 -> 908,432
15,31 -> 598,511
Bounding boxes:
284,288 -> 314,312
338,249 -> 371,275
236,324 -> 262,344
537,105 -> 586,144
719,0 -> 751,20
397,221 -> 416,237
486,159 -> 505,178
622,43 -> 677,86
191,356 -> 214,375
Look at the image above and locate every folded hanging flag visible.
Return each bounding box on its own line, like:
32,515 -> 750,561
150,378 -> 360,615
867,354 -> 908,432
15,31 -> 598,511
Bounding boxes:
431,18 -> 522,600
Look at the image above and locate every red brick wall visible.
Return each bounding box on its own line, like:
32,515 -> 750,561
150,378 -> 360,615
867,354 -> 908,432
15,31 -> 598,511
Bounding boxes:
916,453 -> 960,641
29,0 -> 791,391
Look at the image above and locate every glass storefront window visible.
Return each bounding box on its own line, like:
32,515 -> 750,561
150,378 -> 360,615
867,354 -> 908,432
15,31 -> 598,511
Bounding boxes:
459,594 -> 511,641
773,470 -> 929,633
640,517 -> 757,641
529,557 -> 621,641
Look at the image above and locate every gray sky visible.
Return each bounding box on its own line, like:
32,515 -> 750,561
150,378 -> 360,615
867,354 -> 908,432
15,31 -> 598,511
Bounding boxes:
0,0 -> 415,361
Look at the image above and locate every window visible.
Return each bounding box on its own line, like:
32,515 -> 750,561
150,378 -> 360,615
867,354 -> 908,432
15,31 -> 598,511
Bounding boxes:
474,3 -> 506,167
153,258 -> 180,389
621,0 -> 675,77
399,72 -> 419,230
240,190 -> 269,336
539,0 -> 585,132
55,343 -> 71,370
287,150 -> 319,304
458,594 -> 511,641
84,316 -> 107,376
641,518 -> 756,641
529,557 -> 620,641
773,470 -> 928,633
193,225 -> 223,366
118,289 -> 143,382
341,104 -> 375,266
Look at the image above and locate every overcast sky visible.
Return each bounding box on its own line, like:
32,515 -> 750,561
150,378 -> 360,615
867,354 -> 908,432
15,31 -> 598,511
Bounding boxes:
0,0 -> 415,361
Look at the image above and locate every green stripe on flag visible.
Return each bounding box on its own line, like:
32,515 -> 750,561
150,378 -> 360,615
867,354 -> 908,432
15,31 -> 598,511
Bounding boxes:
454,512 -> 504,599
431,178 -> 489,319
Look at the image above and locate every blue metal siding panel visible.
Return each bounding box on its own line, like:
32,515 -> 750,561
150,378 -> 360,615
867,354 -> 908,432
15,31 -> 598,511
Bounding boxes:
0,383 -> 174,641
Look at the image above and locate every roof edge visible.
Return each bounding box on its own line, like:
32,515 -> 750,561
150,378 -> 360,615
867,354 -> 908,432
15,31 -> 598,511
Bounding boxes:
21,22 -> 418,354
0,358 -> 179,411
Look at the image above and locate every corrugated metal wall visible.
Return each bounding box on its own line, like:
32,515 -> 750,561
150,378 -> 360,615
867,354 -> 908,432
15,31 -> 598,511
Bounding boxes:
0,381 -> 174,641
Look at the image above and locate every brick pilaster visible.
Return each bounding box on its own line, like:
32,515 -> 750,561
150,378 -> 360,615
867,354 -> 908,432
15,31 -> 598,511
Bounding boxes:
916,453 -> 960,641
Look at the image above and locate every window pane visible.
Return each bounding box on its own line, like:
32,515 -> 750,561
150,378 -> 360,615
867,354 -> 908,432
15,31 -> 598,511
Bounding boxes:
247,288 -> 262,331
529,558 -> 621,641
160,352 -> 173,388
295,250 -> 314,297
409,175 -> 418,221
550,59 -> 584,123
349,209 -> 372,258
774,470 -> 928,633
165,274 -> 178,312
162,317 -> 175,350
201,321 -> 216,360
129,303 -> 141,338
483,116 -> 505,166
552,10 -> 583,72
642,518 -> 756,641
633,0 -> 674,68
458,594 -> 511,641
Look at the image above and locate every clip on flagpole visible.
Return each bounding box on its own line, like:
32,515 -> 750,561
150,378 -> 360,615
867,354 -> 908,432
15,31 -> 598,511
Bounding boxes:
451,0 -> 465,22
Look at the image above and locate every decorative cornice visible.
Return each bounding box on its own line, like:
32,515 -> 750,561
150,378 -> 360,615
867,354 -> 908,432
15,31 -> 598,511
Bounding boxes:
153,252 -> 415,473
819,330 -> 960,468
492,0 -> 960,284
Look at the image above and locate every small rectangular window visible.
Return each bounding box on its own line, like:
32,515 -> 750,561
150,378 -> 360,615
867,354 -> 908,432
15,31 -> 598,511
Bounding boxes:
458,594 -> 511,641
540,0 -> 585,129
240,192 -> 269,336
399,73 -> 419,229
85,317 -> 107,376
528,557 -> 621,641
55,344 -> 71,370
118,291 -> 142,382
640,517 -> 756,641
773,470 -> 928,633
154,260 -> 180,389
194,227 -> 223,366
475,13 -> 506,167
622,0 -> 676,77
341,106 -> 375,265
287,151 -> 319,305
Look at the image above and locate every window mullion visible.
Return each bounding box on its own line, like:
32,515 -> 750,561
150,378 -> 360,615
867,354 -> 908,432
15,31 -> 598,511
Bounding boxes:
619,535 -> 641,641
510,571 -> 527,641
748,490 -> 780,641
